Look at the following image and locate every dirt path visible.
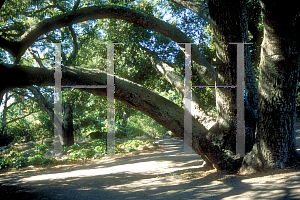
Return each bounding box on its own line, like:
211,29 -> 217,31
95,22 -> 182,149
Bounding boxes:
1,135 -> 300,199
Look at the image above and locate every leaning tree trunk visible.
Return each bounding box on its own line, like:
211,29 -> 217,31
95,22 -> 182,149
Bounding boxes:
62,102 -> 74,146
241,0 -> 300,172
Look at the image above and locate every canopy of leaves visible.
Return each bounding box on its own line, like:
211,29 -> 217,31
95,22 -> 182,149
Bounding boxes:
0,0 -> 231,142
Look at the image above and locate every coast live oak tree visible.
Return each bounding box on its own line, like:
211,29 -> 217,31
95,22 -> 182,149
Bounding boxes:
0,0 -> 299,173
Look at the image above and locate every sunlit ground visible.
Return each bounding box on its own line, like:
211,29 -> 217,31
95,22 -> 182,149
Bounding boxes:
1,138 -> 300,199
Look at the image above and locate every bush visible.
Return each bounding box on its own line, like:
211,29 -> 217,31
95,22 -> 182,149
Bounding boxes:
0,137 -> 149,171
34,143 -> 51,154
27,154 -> 56,166
9,150 -> 17,158
68,143 -> 81,152
65,139 -> 107,161
86,148 -> 95,158
115,130 -> 127,139
121,139 -> 142,153
0,157 -> 13,169
14,156 -> 28,169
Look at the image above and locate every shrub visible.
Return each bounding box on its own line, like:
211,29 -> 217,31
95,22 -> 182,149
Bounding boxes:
93,146 -> 105,158
120,139 -> 142,153
68,143 -> 81,152
0,157 -> 13,169
9,150 -> 17,158
14,156 -> 28,169
34,143 -> 51,154
27,154 -> 56,166
86,148 -> 95,158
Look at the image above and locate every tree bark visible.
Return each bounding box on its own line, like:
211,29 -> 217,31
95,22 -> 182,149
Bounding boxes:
208,0 -> 257,154
241,0 -> 300,172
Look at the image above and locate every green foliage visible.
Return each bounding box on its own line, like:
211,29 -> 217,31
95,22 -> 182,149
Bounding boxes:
120,139 -> 143,153
9,150 -> 17,158
34,143 -> 51,154
0,137 -> 152,171
123,109 -> 168,139
68,149 -> 88,161
36,112 -> 54,138
68,143 -> 82,152
207,106 -> 217,119
0,150 -> 57,169
66,139 -> 107,160
27,154 -> 56,166
13,155 -> 28,169
0,157 -> 13,169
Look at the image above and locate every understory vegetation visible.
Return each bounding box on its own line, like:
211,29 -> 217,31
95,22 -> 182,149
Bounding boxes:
0,138 -> 154,171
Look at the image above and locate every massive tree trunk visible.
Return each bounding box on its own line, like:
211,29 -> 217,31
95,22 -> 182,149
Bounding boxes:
208,0 -> 257,154
241,0 -> 300,172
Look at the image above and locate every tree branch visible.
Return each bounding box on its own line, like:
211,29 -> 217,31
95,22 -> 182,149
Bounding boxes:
11,86 -> 54,123
73,0 -> 81,11
51,0 -> 66,12
140,45 -> 216,130
7,101 -> 22,109
168,0 -> 211,24
28,47 -> 46,68
66,26 -> 79,65
26,86 -> 54,123
3,110 -> 40,128
5,5 -> 215,85
0,63 -> 241,170
0,36 -> 22,58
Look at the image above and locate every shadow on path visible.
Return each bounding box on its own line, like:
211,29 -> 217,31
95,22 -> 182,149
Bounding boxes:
0,138 -> 300,199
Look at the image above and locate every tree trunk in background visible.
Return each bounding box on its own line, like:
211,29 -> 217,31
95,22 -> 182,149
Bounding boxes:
0,93 -> 10,146
121,111 -> 129,136
241,0 -> 300,172
62,102 -> 74,146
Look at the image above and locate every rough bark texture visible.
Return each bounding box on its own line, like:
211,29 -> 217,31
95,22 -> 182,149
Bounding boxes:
208,0 -> 257,154
241,0 -> 300,172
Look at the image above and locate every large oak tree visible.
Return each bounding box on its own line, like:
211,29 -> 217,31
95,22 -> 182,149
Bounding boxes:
0,0 -> 299,173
